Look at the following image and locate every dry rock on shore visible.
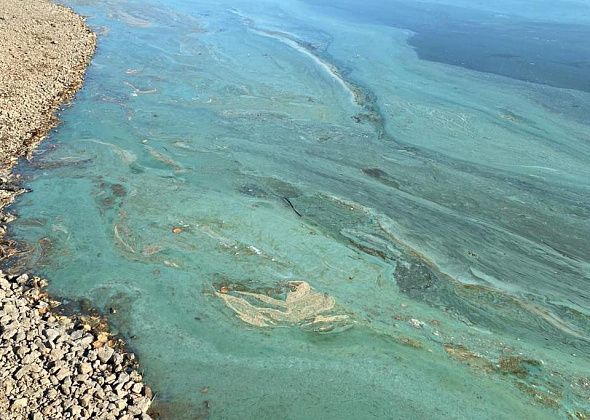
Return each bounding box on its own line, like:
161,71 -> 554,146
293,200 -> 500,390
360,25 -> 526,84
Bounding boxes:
0,0 -> 96,167
0,272 -> 153,419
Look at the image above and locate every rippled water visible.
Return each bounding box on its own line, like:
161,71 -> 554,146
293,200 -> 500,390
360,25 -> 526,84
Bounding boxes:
9,0 -> 590,418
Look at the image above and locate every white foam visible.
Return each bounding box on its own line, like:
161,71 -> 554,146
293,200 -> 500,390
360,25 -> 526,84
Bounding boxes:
250,28 -> 358,105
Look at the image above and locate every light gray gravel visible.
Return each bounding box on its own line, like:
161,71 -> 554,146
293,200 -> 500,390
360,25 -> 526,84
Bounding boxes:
0,272 -> 153,419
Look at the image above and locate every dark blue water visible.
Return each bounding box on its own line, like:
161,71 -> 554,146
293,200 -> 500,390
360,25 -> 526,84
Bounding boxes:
304,0 -> 590,93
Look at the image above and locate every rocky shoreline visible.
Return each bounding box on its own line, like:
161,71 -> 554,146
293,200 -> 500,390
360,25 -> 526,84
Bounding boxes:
0,0 -> 153,418
0,272 -> 152,418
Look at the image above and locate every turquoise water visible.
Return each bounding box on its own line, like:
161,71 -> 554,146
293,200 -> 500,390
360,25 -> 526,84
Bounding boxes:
9,0 -> 590,418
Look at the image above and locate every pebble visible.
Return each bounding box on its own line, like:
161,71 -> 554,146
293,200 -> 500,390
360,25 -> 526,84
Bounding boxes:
55,367 -> 71,381
98,346 -> 115,363
80,362 -> 93,375
45,328 -> 60,342
132,382 -> 143,394
408,318 -> 425,329
79,334 -> 94,348
11,398 -> 28,410
0,272 -> 153,419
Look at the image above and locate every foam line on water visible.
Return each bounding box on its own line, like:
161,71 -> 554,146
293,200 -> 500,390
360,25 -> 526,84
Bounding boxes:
250,28 -> 357,105
228,9 -> 359,106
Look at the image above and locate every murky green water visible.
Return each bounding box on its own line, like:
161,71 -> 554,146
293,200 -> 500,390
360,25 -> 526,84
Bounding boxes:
9,0 -> 590,418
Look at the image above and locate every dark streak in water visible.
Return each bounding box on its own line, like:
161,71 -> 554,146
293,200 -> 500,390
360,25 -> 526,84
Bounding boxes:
362,167 -> 401,189
282,196 -> 302,217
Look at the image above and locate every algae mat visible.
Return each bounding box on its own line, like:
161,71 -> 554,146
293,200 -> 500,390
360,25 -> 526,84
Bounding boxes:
9,0 -> 590,418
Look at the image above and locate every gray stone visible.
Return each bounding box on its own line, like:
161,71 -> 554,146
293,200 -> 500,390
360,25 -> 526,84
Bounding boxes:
113,353 -> 124,366
97,346 -> 114,363
70,329 -> 84,340
11,397 -> 28,410
136,397 -> 151,413
14,366 -> 29,380
79,362 -> 92,375
45,328 -> 60,342
79,334 -> 94,348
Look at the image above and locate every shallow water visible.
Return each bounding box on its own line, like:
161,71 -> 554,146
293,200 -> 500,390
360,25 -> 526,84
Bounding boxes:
9,0 -> 590,418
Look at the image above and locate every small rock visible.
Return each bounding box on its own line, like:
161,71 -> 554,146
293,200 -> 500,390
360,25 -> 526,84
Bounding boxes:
408,318 -> 425,329
11,397 -> 28,410
15,345 -> 28,358
50,347 -> 65,360
135,396 -> 151,413
132,383 -> 143,394
14,366 -> 29,380
80,395 -> 91,408
71,329 -> 84,340
112,352 -> 124,366
80,362 -> 92,375
116,372 -> 129,384
79,334 -> 94,348
69,405 -> 82,417
97,346 -> 114,363
45,328 -> 60,342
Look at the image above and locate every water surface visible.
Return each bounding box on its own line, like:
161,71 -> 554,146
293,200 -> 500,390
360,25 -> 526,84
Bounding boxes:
9,0 -> 590,418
